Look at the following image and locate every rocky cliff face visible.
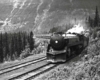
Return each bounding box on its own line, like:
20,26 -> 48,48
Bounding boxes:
0,0 -> 100,33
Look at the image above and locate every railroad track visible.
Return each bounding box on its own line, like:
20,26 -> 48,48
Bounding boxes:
10,51 -> 81,80
0,50 -> 82,80
0,56 -> 46,76
9,63 -> 57,80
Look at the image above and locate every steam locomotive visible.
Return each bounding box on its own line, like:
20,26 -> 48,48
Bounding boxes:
46,32 -> 89,63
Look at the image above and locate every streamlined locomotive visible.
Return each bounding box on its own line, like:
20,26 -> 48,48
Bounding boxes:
46,32 -> 89,63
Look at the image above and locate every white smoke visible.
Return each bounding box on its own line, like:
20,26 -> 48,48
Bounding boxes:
67,23 -> 85,34
66,21 -> 90,36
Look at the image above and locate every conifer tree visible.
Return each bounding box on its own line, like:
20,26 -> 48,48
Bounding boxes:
23,34 -> 26,49
29,31 -> 34,51
17,32 -> 22,56
94,6 -> 99,27
10,36 -> 14,60
0,34 -> 3,62
14,34 -> 19,57
5,33 -> 9,60
88,16 -> 93,27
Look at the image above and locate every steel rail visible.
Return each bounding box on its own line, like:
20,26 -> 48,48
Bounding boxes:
9,63 -> 58,80
0,56 -> 46,75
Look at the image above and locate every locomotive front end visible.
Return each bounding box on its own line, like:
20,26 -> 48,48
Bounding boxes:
46,33 -> 68,63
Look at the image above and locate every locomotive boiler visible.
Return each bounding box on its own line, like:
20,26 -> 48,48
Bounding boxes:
46,32 -> 89,63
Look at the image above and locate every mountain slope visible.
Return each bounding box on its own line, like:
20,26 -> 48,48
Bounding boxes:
0,0 -> 100,33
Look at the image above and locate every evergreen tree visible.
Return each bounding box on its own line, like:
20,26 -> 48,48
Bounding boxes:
94,6 -> 99,27
14,34 -> 19,57
88,16 -> 93,27
10,36 -> 15,60
0,34 -> 3,62
17,32 -> 22,56
29,31 -> 34,51
23,34 -> 26,50
5,33 -> 9,60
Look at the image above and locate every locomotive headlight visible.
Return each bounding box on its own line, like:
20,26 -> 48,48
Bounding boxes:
55,40 -> 58,43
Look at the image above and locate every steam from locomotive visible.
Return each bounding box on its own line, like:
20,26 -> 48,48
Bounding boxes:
66,21 -> 90,38
67,23 -> 85,34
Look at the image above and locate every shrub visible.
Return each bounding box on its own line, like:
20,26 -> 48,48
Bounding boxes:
19,44 -> 30,59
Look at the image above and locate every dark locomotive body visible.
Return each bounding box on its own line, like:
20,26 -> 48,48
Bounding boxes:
46,32 -> 89,63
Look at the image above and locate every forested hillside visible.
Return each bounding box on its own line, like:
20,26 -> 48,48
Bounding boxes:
0,32 -> 34,62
